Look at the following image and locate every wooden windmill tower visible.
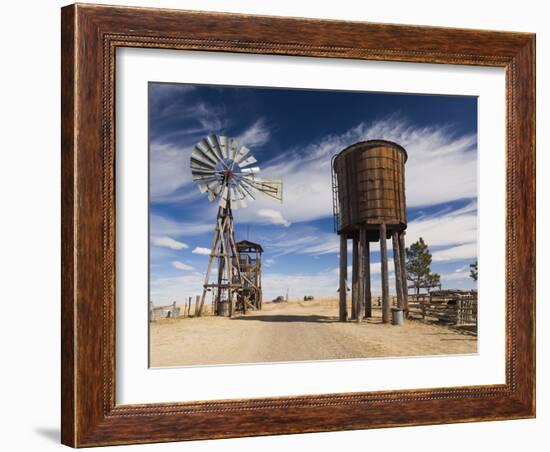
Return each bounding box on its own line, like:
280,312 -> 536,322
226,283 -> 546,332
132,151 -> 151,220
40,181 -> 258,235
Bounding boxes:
190,135 -> 282,317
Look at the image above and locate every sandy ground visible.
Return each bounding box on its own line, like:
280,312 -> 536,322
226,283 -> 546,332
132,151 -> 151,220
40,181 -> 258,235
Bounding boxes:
149,297 -> 477,367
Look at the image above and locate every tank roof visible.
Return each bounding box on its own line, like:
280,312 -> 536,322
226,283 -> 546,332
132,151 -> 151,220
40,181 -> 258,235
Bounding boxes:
333,139 -> 408,164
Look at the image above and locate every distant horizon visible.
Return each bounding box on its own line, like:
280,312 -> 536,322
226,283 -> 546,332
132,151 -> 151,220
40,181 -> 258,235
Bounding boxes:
149,82 -> 478,305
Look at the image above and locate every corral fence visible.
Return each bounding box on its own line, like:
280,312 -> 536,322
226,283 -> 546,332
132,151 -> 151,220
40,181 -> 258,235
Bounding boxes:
149,296 -> 202,322
368,290 -> 477,330
407,290 -> 478,331
149,301 -> 180,321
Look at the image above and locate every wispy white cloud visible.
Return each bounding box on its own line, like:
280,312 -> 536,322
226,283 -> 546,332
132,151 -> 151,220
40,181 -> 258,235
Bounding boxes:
260,228 -> 336,257
171,261 -> 194,271
257,209 -> 291,227
152,96 -> 227,133
407,200 -> 477,262
192,247 -> 211,255
149,84 -> 196,118
151,236 -> 188,250
441,269 -> 472,281
150,214 -> 213,238
149,142 -> 195,202
432,243 -> 477,262
236,118 -> 271,148
406,201 -> 477,248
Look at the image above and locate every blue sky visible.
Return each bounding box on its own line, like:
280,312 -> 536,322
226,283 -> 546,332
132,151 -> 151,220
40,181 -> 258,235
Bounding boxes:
149,82 -> 478,304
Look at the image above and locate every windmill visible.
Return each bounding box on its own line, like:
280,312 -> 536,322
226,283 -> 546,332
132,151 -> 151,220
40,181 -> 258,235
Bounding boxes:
191,134 -> 283,317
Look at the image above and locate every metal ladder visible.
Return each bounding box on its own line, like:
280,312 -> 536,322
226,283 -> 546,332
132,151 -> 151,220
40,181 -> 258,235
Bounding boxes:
330,154 -> 340,233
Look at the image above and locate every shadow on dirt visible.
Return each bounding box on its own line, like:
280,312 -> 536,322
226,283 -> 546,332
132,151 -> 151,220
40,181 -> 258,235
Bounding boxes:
232,314 -> 337,324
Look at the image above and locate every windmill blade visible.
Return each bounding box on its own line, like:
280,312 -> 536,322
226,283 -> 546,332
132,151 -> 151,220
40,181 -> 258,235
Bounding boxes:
195,141 -> 219,164
241,166 -> 260,174
218,135 -> 228,159
191,166 -> 217,173
207,189 -> 221,202
191,168 -> 218,179
239,155 -> 257,168
233,146 -> 250,164
228,138 -> 239,161
233,183 -> 250,208
254,179 -> 283,201
203,180 -> 222,195
200,179 -> 222,202
235,177 -> 257,201
199,180 -> 221,195
192,145 -> 218,166
191,173 -> 218,183
201,138 -> 224,163
191,147 -> 216,169
207,135 -> 225,163
190,158 -> 213,171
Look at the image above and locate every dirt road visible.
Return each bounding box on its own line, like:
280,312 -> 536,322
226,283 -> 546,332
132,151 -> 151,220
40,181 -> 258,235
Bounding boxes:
149,298 -> 476,367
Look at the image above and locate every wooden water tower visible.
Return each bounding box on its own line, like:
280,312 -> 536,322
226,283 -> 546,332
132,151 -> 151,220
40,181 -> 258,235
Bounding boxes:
332,140 -> 408,323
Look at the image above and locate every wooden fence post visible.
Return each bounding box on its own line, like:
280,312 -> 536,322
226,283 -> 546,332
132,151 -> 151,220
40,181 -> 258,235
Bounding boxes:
194,295 -> 200,317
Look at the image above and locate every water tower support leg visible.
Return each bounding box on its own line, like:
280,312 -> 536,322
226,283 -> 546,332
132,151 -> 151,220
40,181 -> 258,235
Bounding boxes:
351,237 -> 359,320
380,223 -> 390,323
357,227 -> 367,323
363,236 -> 372,318
339,234 -> 348,322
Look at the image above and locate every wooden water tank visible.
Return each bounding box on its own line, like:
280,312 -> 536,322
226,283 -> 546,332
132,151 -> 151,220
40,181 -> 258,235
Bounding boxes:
333,140 -> 407,238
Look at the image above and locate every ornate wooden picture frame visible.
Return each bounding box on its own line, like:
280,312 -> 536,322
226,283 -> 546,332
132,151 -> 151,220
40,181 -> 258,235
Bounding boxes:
61,3 -> 535,447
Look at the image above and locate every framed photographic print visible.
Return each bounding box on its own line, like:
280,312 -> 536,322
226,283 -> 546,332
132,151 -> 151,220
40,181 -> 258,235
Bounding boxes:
61,3 -> 535,447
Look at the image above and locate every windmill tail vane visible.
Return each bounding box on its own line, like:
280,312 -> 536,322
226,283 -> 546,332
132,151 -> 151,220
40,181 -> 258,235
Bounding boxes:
191,134 -> 283,317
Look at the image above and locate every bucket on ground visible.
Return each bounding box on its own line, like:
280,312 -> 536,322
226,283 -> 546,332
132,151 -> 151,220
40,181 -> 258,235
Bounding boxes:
391,307 -> 404,326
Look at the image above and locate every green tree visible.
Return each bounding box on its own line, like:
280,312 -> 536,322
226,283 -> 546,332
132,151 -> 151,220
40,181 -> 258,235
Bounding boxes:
470,260 -> 478,282
406,237 -> 441,294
